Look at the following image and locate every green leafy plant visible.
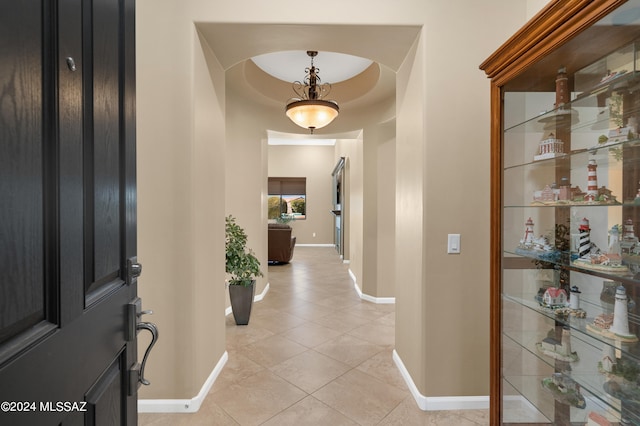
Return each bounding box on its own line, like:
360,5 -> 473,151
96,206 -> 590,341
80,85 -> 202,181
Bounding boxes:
225,215 -> 263,286
291,198 -> 306,215
275,214 -> 294,225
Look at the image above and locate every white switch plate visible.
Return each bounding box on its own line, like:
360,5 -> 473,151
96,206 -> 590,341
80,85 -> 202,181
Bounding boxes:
448,234 -> 461,254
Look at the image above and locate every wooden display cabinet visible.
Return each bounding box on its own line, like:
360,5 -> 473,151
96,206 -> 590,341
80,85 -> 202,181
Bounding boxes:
481,1 -> 640,424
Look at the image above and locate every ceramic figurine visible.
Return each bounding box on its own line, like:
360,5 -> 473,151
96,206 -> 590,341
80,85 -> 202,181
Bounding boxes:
541,287 -> 568,308
578,218 -> 591,259
570,285 -> 581,310
599,344 -> 616,374
585,160 -> 598,202
621,218 -> 639,254
621,218 -> 640,273
588,285 -> 638,343
536,327 -> 579,362
573,218 -> 629,274
609,286 -> 636,340
515,218 -> 558,261
586,411 -> 614,426
541,373 -> 586,409
531,162 -> 617,205
534,132 -> 565,161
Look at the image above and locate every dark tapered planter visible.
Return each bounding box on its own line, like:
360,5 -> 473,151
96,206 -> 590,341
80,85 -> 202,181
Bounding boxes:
229,281 -> 256,325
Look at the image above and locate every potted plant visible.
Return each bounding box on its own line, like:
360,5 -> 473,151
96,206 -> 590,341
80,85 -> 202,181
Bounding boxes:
225,215 -> 263,325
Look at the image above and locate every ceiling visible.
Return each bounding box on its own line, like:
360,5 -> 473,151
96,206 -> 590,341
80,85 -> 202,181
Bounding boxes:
195,23 -> 422,136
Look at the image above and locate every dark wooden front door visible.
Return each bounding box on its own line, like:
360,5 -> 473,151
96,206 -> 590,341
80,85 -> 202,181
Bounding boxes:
0,0 -> 145,424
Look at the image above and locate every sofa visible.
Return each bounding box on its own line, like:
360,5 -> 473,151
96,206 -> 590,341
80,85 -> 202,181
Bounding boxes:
268,223 -> 296,263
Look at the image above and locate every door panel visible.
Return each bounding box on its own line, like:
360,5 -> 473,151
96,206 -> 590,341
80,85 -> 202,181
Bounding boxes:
0,0 -> 47,347
0,0 -> 143,424
87,0 -> 122,298
86,356 -> 124,426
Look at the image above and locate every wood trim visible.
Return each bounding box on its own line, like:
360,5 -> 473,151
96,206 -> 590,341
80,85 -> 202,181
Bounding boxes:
480,0 -> 627,86
489,82 -> 502,426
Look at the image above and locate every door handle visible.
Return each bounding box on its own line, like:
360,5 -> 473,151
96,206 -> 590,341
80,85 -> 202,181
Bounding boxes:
127,299 -> 159,394
137,320 -> 158,386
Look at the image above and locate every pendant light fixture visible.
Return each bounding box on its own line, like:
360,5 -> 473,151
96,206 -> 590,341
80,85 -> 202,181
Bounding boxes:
285,51 -> 339,134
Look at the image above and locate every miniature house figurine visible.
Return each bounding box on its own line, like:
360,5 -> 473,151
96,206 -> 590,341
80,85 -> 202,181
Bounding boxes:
532,180 -> 594,205
607,126 -> 631,144
543,288 -> 568,308
534,132 -> 565,161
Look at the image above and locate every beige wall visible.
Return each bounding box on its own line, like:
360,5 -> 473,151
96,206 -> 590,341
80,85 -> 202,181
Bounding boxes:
393,0 -> 527,397
267,145 -> 335,244
225,85 -> 269,297
136,0 -> 531,404
136,24 -> 227,397
364,122 -> 396,299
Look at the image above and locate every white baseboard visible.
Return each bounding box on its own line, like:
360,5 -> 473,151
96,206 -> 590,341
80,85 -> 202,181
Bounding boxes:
392,350 -> 489,411
295,243 -> 335,247
348,269 -> 395,304
225,282 -> 270,316
138,351 -> 228,413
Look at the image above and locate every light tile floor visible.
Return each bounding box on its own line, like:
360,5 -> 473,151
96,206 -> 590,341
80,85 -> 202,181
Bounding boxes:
139,246 -> 489,425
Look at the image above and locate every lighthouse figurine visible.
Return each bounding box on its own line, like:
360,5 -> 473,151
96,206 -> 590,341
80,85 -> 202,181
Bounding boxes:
610,286 -> 636,340
522,218 -> 534,247
570,286 -> 581,310
585,160 -> 598,202
578,218 -> 591,259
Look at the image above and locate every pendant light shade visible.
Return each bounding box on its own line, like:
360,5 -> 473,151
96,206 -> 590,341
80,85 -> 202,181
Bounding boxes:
285,100 -> 339,131
285,51 -> 339,133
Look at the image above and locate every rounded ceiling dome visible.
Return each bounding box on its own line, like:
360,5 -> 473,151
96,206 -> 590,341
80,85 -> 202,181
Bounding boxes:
251,50 -> 373,84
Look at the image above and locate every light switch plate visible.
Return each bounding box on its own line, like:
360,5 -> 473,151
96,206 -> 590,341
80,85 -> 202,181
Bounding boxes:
448,234 -> 461,254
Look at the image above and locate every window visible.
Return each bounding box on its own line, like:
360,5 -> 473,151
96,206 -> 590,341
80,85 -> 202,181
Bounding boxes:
268,177 -> 306,220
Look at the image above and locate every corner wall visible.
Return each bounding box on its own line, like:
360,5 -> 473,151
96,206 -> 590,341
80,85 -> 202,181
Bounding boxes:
224,88 -> 269,297
362,122 -> 396,299
136,21 -> 227,398
394,1 -> 527,400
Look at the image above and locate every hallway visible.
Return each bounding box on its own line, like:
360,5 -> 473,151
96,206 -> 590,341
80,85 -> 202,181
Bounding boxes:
139,246 -> 488,425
